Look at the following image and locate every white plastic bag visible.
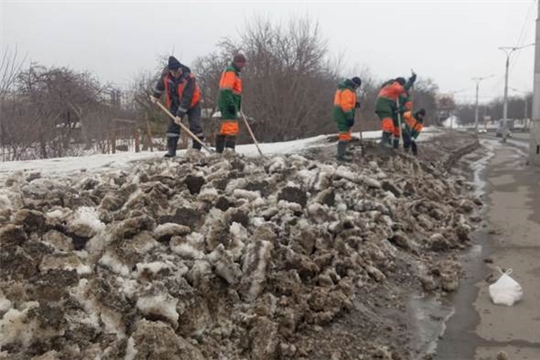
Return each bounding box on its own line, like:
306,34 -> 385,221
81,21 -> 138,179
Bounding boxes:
488,268 -> 523,306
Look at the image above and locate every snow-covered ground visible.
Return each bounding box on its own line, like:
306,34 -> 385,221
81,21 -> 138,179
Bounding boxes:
0,127 -> 443,180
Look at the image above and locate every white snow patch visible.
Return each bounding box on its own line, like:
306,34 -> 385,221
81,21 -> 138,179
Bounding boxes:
0,291 -> 12,313
233,188 -> 261,201
242,240 -> 273,301
46,209 -> 70,220
154,223 -> 191,239
171,242 -> 205,260
100,308 -> 126,338
250,217 -> 266,227
277,200 -> 303,213
117,278 -> 140,298
250,197 -> 267,208
0,302 -> 39,348
229,222 -> 247,260
0,127 -> 446,181
125,336 -> 138,360
98,251 -> 131,277
199,186 -> 219,201
268,157 -> 286,173
296,169 -> 316,187
85,232 -> 112,258
136,293 -> 179,328
225,178 -> 246,193
135,261 -> 171,276
0,194 -> 12,213
123,188 -> 143,210
69,206 -> 106,234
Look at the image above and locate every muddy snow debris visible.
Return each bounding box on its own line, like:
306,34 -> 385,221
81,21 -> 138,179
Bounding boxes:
0,133 -> 482,359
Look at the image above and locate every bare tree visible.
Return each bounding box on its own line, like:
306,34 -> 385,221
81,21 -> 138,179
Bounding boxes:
194,16 -> 342,143
0,63 -> 114,160
0,46 -> 27,160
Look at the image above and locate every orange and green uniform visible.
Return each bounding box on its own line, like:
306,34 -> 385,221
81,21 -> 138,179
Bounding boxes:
375,80 -> 407,135
332,79 -> 357,142
375,76 -> 415,139
403,111 -> 424,140
218,64 -> 243,136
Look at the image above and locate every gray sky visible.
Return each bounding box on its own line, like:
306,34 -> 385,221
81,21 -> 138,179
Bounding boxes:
1,0 -> 537,103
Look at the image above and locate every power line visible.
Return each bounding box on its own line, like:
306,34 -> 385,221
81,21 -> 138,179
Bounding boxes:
509,0 -> 536,76
489,1 -> 536,94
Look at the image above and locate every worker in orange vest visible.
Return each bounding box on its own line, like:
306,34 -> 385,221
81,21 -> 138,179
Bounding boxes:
402,109 -> 425,156
332,77 -> 362,161
151,56 -> 204,157
375,73 -> 416,147
215,54 -> 247,153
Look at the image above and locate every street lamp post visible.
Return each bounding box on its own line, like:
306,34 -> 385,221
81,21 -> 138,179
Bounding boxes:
499,44 -> 535,134
472,75 -> 493,135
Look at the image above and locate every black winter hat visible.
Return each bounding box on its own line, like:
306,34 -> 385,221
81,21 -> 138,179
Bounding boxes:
416,108 -> 426,122
351,77 -> 362,87
168,56 -> 182,70
233,53 -> 247,64
395,77 -> 406,86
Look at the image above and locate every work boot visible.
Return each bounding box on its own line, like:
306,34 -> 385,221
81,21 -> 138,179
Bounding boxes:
380,132 -> 393,148
192,135 -> 204,151
411,141 -> 418,156
164,137 -> 179,158
336,141 -> 352,162
225,136 -> 236,151
215,135 -> 226,153
392,138 -> 400,149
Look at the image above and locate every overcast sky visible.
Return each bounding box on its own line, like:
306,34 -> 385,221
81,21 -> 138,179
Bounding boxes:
1,0 -> 537,103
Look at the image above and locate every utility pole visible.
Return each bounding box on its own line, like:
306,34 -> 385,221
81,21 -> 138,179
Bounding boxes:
499,44 -> 535,134
531,0 -> 540,166
472,75 -> 493,134
525,96 -> 528,121
510,87 -> 530,125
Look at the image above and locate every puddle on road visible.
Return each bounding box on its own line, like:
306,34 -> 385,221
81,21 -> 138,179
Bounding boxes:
407,142 -> 495,360
407,293 -> 454,359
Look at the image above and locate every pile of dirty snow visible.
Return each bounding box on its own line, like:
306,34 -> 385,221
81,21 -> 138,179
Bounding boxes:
0,140 -> 482,359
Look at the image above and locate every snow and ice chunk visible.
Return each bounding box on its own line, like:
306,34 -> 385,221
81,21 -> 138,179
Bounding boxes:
268,156 -> 286,173
240,240 -> 273,302
154,223 -> 191,242
67,206 -> 105,238
99,250 -> 131,277
233,189 -> 261,201
0,291 -> 12,313
137,293 -> 179,328
0,302 -> 39,348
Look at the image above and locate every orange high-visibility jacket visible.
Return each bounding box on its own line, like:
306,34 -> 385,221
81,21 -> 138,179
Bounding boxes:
162,73 -> 201,113
403,111 -> 424,139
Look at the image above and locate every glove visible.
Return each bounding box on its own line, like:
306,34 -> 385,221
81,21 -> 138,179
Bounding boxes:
346,119 -> 355,128
355,101 -> 361,109
228,105 -> 236,115
176,109 -> 186,119
409,72 -> 417,84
